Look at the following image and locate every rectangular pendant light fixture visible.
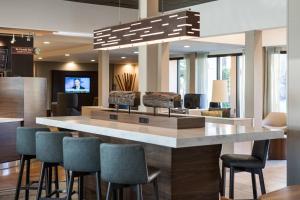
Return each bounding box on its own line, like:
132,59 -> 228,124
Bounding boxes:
93,11 -> 200,50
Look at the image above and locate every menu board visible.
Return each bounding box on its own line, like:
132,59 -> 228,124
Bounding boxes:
0,49 -> 8,69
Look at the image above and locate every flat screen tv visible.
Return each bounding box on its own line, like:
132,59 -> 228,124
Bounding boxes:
65,77 -> 91,93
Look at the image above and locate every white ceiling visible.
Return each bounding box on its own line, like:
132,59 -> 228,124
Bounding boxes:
30,27 -> 285,64
34,33 -> 245,64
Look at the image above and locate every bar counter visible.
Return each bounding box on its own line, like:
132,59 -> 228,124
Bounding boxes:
36,116 -> 284,200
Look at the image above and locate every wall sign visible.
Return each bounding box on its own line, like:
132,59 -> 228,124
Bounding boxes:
11,47 -> 33,55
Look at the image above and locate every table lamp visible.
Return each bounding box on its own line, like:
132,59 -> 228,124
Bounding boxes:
211,80 -> 229,108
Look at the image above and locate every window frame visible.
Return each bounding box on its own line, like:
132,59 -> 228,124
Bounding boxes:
170,57 -> 184,94
208,53 -> 243,116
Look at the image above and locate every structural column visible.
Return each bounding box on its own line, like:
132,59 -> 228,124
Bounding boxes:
187,53 -> 196,93
244,30 -> 264,127
230,57 -> 237,116
98,50 -> 110,107
287,0 -> 300,185
138,0 -> 170,110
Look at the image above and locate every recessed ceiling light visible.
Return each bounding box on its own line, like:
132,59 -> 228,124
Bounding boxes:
184,45 -> 190,48
91,59 -> 96,62
133,51 -> 139,54
121,56 -> 126,59
38,57 -> 43,60
43,41 -> 50,45
65,53 -> 70,57
53,31 -> 93,38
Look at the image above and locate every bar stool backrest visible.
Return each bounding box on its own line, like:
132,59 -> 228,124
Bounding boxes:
16,127 -> 50,156
36,131 -> 72,163
100,143 -> 148,185
251,140 -> 270,168
63,137 -> 101,172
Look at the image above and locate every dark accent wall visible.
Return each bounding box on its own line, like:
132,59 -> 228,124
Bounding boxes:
0,35 -> 34,77
51,70 -> 98,109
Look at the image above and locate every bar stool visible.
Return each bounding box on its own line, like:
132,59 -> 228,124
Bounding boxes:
35,131 -> 72,199
220,140 -> 270,200
63,137 -> 102,200
100,144 -> 160,200
15,127 -> 50,200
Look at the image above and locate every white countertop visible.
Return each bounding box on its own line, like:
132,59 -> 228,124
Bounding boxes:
36,116 -> 284,148
0,118 -> 24,124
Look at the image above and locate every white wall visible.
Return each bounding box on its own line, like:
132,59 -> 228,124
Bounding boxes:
0,0 -> 138,33
0,0 -> 287,38
113,63 -> 139,91
262,28 -> 287,47
34,61 -> 98,108
181,0 -> 287,37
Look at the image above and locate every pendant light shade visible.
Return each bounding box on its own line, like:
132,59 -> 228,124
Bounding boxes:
93,11 -> 200,50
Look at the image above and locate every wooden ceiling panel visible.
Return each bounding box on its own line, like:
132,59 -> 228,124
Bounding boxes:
65,0 -> 216,11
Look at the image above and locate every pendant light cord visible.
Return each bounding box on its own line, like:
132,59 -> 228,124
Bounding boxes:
161,0 -> 164,15
118,0 -> 121,24
138,0 -> 140,20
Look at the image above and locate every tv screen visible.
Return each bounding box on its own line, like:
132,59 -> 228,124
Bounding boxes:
65,77 -> 90,93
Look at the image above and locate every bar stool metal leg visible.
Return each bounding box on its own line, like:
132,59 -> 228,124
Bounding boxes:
118,188 -> 123,200
15,155 -> 25,200
229,167 -> 235,199
36,163 -> 47,200
47,167 -> 53,197
54,166 -> 59,198
25,159 -> 31,200
65,170 -> 70,190
95,172 -> 102,200
79,176 -> 84,200
258,169 -> 266,194
136,185 -> 143,200
153,179 -> 159,200
251,172 -> 258,199
66,172 -> 75,200
106,182 -> 113,200
221,163 -> 226,196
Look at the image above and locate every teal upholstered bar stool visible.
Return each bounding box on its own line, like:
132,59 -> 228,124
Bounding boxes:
15,127 -> 50,200
35,131 -> 72,200
100,144 -> 161,200
63,137 -> 102,200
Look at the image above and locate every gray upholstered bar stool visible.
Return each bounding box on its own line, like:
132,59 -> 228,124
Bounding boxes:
100,144 -> 160,200
63,137 -> 102,200
35,131 -> 72,200
15,127 -> 50,200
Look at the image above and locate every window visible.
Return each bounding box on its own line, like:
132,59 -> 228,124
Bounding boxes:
169,60 -> 178,93
178,59 -> 188,99
207,57 -> 217,105
169,58 -> 187,99
237,55 -> 245,117
206,54 -> 243,117
219,56 -> 231,108
270,52 -> 287,112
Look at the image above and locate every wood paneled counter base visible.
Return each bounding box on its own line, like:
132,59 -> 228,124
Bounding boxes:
81,132 -> 221,200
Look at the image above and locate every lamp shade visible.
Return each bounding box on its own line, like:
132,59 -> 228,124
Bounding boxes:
211,80 -> 229,102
